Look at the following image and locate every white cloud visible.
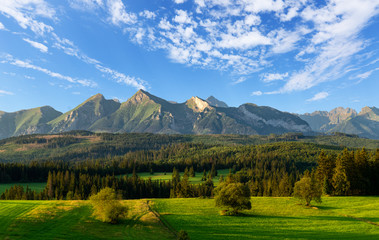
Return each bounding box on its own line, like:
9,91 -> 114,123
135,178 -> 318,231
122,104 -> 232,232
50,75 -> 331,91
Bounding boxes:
139,10 -> 156,19
23,38 -> 48,53
95,64 -> 146,90
69,0 -> 104,10
0,0 -> 55,35
106,0 -> 137,25
232,76 -> 247,85
356,67 -> 379,79
174,0 -> 187,4
262,72 -> 288,82
307,92 -> 329,102
251,91 -> 263,96
173,10 -> 192,24
0,90 -> 14,96
0,21 -> 5,30
218,29 -> 272,50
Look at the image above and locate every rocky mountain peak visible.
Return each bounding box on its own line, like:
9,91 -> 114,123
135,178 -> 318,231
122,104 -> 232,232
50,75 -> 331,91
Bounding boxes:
206,96 -> 228,108
186,96 -> 211,112
328,107 -> 357,124
128,89 -> 153,104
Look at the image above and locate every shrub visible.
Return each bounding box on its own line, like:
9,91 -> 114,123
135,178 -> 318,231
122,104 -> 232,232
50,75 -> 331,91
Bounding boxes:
89,187 -> 127,224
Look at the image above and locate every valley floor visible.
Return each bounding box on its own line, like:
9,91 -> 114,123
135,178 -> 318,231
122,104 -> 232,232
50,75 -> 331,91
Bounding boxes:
0,197 -> 378,240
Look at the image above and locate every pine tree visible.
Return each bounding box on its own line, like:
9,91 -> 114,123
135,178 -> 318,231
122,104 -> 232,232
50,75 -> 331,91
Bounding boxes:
332,154 -> 350,196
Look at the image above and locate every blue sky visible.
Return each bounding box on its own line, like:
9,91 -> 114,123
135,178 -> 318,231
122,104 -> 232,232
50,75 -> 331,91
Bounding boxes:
0,0 -> 378,114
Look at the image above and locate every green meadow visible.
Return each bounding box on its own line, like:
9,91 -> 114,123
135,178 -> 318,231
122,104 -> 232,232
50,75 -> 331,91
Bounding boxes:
126,169 -> 230,185
153,197 -> 379,240
0,182 -> 46,194
0,197 -> 378,239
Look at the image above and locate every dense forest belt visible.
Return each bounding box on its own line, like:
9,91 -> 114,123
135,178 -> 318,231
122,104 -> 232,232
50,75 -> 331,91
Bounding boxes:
0,131 -> 378,163
1,147 -> 378,199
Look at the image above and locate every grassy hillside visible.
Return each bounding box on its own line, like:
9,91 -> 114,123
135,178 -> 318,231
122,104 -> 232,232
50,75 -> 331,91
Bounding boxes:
0,197 -> 378,239
0,200 -> 174,240
154,197 -> 379,240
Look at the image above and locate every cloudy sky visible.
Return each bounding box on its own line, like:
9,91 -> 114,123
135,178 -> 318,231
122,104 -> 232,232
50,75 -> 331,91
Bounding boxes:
0,0 -> 378,114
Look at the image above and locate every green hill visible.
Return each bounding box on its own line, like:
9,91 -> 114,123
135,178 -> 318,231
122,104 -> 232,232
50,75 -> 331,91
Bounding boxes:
0,106 -> 61,139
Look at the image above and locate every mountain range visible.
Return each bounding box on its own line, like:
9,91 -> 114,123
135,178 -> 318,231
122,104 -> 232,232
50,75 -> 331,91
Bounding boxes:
0,90 -> 312,139
299,107 -> 379,139
0,90 -> 377,139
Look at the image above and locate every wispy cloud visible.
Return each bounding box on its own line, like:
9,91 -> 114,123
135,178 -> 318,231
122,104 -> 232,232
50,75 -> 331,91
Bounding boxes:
261,72 -> 288,83
174,0 -> 187,4
232,76 -> 247,85
0,21 -> 6,30
1,54 -> 97,88
307,92 -> 329,102
356,67 -> 379,79
251,91 -> 263,96
0,0 -> 147,91
0,0 -> 55,35
23,38 -> 48,53
0,89 -> 14,96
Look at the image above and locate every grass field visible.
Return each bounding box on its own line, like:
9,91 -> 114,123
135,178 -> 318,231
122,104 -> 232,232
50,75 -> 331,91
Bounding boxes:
0,200 -> 175,240
0,197 -> 378,239
135,169 -> 230,185
153,197 -> 379,240
0,182 -> 46,194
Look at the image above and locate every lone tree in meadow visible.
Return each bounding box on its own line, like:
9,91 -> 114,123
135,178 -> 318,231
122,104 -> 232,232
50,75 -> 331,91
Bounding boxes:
293,171 -> 322,206
215,177 -> 251,215
89,187 -> 127,224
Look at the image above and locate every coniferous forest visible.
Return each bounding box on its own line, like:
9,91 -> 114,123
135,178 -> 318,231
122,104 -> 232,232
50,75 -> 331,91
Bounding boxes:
1,132 -> 378,200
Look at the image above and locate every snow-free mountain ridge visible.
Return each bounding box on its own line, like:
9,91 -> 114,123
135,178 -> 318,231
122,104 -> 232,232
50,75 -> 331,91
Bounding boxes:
0,90 -> 314,139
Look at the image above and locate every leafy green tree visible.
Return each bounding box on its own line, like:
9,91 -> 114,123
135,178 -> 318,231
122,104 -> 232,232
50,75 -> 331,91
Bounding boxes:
293,171 -> 322,206
89,187 -> 127,224
215,179 -> 251,215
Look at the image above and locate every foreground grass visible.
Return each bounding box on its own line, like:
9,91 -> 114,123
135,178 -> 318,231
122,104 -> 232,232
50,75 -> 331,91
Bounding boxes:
0,200 -> 174,240
0,197 -> 378,239
153,197 -> 379,240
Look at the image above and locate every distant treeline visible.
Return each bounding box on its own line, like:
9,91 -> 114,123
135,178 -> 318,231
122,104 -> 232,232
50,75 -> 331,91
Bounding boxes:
1,144 -> 378,200
1,131 -> 379,164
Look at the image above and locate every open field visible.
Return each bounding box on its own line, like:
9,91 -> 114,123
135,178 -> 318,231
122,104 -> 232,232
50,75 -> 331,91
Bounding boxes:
0,197 -> 378,239
0,182 -> 46,194
0,200 -> 174,240
153,197 -> 379,240
137,169 -> 230,185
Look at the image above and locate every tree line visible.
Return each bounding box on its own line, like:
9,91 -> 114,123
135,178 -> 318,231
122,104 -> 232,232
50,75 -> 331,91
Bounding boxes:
1,145 -> 378,200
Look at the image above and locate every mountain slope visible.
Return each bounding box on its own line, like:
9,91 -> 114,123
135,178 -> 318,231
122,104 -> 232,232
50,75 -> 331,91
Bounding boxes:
299,107 -> 357,132
48,93 -> 120,133
206,96 -> 228,108
329,107 -> 379,139
0,106 -> 62,139
300,107 -> 379,139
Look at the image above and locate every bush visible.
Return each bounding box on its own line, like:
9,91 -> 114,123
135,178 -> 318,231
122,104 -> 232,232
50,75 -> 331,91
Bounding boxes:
215,179 -> 251,215
177,230 -> 190,240
89,188 -> 127,224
